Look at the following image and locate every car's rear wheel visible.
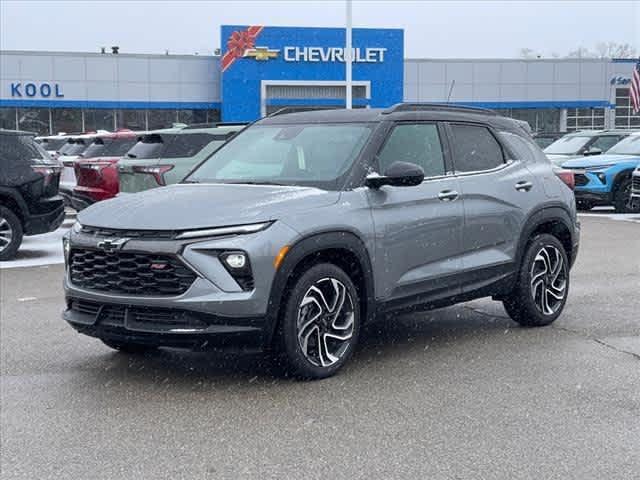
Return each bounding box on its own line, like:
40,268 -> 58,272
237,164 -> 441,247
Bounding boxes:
100,339 -> 157,354
614,178 -> 639,213
0,206 -> 23,262
503,234 -> 569,327
277,263 -> 360,379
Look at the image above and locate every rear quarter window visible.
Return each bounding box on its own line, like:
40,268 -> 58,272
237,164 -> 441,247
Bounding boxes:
0,134 -> 53,164
500,131 -> 549,163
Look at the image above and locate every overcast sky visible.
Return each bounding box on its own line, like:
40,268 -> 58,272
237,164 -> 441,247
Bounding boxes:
1,0 -> 639,58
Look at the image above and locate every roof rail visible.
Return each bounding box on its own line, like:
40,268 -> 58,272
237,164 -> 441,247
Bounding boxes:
268,106 -> 340,117
382,103 -> 498,116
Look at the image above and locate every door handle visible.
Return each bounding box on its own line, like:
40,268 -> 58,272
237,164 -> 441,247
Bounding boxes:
515,181 -> 533,192
438,190 -> 459,201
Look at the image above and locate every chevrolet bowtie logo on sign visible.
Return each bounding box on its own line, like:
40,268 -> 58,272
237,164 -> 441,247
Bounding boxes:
244,46 -> 279,61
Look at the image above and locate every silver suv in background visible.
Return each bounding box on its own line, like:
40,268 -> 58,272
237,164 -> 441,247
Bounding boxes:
63,104 -> 580,379
544,130 -> 631,166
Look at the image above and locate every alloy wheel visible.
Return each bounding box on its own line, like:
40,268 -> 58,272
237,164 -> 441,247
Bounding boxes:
0,216 -> 13,253
530,246 -> 567,316
296,277 -> 355,367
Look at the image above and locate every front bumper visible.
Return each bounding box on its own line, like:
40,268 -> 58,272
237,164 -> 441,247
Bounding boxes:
62,220 -> 300,350
63,298 -> 265,351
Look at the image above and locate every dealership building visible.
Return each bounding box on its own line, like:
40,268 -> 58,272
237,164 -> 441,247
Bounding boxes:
1,25 -> 639,135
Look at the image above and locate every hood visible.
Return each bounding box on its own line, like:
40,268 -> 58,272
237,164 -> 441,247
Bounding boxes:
561,154 -> 640,169
78,183 -> 339,230
546,153 -> 581,166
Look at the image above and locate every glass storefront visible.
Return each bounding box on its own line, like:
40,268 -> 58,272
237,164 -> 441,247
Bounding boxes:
614,87 -> 640,129
495,108 -> 562,133
565,107 -> 606,132
0,108 -> 221,134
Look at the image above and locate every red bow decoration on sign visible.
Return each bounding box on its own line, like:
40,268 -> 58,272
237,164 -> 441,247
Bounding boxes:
221,26 -> 264,72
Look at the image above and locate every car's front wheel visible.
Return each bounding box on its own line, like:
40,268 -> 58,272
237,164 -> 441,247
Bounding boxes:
614,178 -> 639,213
277,263 -> 360,379
503,234 -> 569,327
0,206 -> 23,262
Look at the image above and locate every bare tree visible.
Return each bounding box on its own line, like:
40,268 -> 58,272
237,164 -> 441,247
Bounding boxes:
519,42 -> 638,59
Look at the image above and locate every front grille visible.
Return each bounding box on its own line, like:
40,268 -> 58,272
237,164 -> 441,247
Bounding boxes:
574,173 -> 589,187
69,299 -> 208,330
632,175 -> 640,193
81,226 -> 176,240
69,248 -> 197,296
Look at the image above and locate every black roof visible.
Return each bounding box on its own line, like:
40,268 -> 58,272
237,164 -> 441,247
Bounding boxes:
257,104 -> 526,133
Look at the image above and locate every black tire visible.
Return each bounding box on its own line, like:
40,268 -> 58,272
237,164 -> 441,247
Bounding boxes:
614,178 -> 639,213
503,234 -> 569,327
576,200 -> 593,211
0,206 -> 23,262
100,338 -> 157,354
276,263 -> 361,380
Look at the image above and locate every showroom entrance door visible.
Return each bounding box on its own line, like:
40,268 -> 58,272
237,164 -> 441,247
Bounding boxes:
260,80 -> 370,116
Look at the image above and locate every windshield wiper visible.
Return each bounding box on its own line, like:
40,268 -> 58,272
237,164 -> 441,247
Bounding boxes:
224,180 -> 287,186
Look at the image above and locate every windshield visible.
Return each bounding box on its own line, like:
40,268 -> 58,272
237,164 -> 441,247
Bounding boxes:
544,136 -> 591,155
41,137 -> 68,152
82,137 -> 137,158
58,140 -> 89,156
186,123 -> 372,189
125,134 -> 168,159
0,133 -> 54,164
605,135 -> 640,155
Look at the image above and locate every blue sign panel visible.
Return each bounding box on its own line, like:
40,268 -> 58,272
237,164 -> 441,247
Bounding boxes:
220,25 -> 404,122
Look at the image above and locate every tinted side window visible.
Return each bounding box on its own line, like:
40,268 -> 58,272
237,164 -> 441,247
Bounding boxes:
450,124 -> 504,172
163,133 -> 218,159
499,131 -> 546,163
377,124 -> 445,178
0,134 -> 51,164
591,135 -> 623,152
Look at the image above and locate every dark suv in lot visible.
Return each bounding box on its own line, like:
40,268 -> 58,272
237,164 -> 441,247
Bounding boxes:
63,105 -> 580,379
0,130 -> 65,261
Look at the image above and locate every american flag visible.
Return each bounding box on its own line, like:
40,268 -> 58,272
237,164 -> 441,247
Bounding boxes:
631,59 -> 640,114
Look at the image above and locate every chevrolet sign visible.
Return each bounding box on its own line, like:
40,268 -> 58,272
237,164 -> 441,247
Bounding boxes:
283,46 -> 387,63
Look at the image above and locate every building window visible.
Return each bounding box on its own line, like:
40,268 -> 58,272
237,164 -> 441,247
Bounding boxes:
85,109 -> 116,132
614,87 -> 640,129
0,108 -> 17,130
147,110 -> 178,130
52,108 -> 82,134
495,108 -> 561,133
116,110 -> 146,130
565,107 -> 605,131
17,108 -> 50,135
206,109 -> 221,123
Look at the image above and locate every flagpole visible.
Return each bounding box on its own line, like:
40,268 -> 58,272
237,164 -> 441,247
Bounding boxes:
345,0 -> 353,109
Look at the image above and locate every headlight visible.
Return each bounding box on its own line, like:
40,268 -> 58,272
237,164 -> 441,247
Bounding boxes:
62,235 -> 71,267
71,220 -> 82,234
176,221 -> 272,240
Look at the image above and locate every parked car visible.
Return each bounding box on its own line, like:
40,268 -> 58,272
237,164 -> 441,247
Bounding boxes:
63,105 -> 580,379
561,132 -> 640,212
630,164 -> 640,209
35,134 -> 69,160
58,133 -> 101,205
0,130 -> 65,261
544,130 -> 631,166
117,124 -> 243,193
70,130 -> 139,211
533,132 -> 565,149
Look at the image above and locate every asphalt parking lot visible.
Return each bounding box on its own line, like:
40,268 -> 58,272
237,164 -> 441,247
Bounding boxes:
1,213 -> 639,480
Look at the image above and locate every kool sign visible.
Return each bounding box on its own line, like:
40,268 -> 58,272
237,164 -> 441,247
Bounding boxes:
10,82 -> 64,98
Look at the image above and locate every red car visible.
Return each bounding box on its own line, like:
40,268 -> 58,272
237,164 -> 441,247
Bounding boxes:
71,130 -> 139,210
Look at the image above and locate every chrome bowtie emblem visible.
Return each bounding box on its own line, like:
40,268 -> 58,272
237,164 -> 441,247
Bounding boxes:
97,238 -> 129,252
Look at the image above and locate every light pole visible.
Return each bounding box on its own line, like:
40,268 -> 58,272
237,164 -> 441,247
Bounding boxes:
345,0 -> 353,109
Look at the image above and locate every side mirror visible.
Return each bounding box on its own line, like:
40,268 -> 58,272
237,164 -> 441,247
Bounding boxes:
584,147 -> 602,156
365,161 -> 425,189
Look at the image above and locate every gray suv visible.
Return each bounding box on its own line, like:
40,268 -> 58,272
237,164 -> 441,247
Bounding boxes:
62,105 -> 580,379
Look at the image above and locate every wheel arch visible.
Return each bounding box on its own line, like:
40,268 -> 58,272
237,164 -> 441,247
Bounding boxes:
0,187 -> 27,224
264,230 -> 375,348
517,205 -> 576,271
611,166 -> 635,194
